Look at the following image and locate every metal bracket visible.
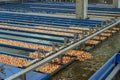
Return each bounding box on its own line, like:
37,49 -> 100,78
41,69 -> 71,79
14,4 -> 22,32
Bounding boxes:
95,24 -> 100,31
74,33 -> 79,42
89,27 -> 94,33
5,20 -> 120,80
101,22 -> 106,28
64,37 -> 69,47
82,31 -> 85,38
59,55 -> 63,64
106,20 -> 111,26
52,42 -> 58,52
37,48 -> 46,59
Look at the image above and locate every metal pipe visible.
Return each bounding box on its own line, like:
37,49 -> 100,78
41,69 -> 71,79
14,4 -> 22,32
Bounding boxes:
6,20 -> 120,80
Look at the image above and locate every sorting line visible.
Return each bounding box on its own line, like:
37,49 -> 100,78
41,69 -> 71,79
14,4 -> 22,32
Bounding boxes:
29,5 -> 120,14
0,34 -> 53,45
1,8 -> 120,16
0,23 -> 93,32
0,16 -> 104,28
6,20 -> 120,80
0,6 -> 118,80
24,3 -> 120,12
0,31 -> 64,43
1,4 -> 120,15
0,37 -> 56,51
0,14 -> 86,22
0,12 -> 105,23
0,51 -> 35,60
0,27 -> 74,38
0,26 -> 84,34
1,3 -> 120,12
0,43 -> 49,53
21,3 -> 109,10
30,7 -> 120,14
0,36 -> 52,46
0,18 -> 98,27
0,15 -> 104,24
0,22 -> 40,27
0,27 -> 116,60
0,16 -> 101,25
0,46 -> 31,55
0,19 -> 96,27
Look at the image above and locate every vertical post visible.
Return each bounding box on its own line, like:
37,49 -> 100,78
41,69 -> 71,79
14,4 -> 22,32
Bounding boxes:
20,74 -> 26,80
64,37 -> 68,47
75,0 -> 88,19
113,0 -> 120,8
52,42 -> 56,52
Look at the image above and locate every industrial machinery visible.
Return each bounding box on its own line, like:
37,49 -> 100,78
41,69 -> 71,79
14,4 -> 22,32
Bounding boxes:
0,0 -> 119,80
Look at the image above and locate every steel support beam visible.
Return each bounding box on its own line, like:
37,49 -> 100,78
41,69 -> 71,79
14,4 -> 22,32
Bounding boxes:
6,20 -> 120,80
76,0 -> 88,19
113,0 -> 120,8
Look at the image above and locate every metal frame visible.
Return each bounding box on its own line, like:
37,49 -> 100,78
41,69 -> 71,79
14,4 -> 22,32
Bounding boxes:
6,20 -> 120,80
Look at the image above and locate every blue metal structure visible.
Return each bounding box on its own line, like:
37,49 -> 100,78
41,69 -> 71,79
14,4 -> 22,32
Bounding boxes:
0,51 -> 50,80
0,2 -> 119,80
89,51 -> 120,80
0,12 -> 105,27
0,27 -> 74,38
0,51 -> 34,60
0,31 -> 64,43
0,43 -> 48,52
0,37 -> 53,46
0,3 -> 120,15
0,50 -> 76,80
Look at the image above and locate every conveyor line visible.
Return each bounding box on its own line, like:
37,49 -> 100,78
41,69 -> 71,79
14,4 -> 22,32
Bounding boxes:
0,29 -> 65,40
0,43 -> 38,52
0,51 -> 34,60
0,18 -> 98,27
0,3 -> 119,80
0,36 -> 52,46
0,43 -> 50,56
0,24 -> 93,32
0,46 -> 31,56
0,3 -> 120,16
0,34 -> 52,44
6,19 -> 120,80
0,25 -> 84,34
0,38 -> 53,51
0,27 -> 74,38
0,12 -> 104,23
0,3 -> 118,11
0,31 -> 65,43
